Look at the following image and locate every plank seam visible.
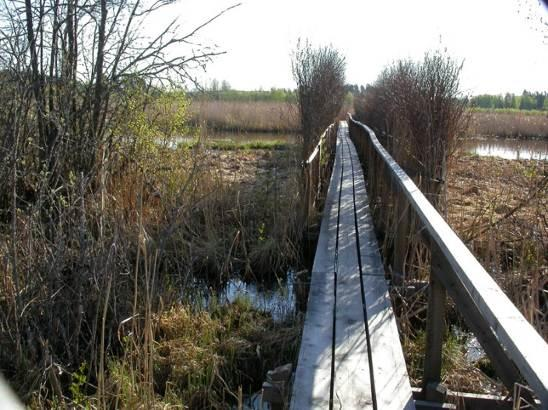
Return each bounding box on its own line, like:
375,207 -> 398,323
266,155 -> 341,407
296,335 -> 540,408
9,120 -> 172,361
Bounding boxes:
343,128 -> 379,410
329,131 -> 345,410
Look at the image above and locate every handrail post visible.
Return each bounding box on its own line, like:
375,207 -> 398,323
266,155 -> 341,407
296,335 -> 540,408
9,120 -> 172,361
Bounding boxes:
422,246 -> 447,403
318,139 -> 322,200
304,163 -> 310,229
393,190 -> 409,286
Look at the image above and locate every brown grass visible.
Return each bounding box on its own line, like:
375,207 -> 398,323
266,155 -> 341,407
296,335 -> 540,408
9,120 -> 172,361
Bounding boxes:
0,141 -> 303,407
189,100 -> 299,133
470,110 -> 548,138
105,297 -> 301,409
447,154 -> 547,338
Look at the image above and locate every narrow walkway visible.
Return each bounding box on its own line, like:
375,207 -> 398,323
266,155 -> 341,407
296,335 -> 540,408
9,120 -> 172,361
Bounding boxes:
291,122 -> 414,410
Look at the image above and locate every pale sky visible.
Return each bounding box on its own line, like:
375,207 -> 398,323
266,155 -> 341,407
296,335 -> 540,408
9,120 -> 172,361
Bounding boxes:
156,0 -> 548,95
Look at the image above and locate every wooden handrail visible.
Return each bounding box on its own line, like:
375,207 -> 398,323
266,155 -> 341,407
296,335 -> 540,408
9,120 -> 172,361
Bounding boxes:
302,123 -> 338,230
347,114 -> 548,406
304,124 -> 333,166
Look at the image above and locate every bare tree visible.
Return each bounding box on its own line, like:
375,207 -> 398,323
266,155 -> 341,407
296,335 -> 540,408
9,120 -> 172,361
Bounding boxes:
0,0 -> 238,402
292,40 -> 346,159
0,0 -> 238,184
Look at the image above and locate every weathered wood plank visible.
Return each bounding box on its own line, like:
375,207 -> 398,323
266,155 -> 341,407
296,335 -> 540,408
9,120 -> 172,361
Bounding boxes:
290,134 -> 342,410
346,129 -> 416,410
349,117 -> 548,406
332,123 -> 373,409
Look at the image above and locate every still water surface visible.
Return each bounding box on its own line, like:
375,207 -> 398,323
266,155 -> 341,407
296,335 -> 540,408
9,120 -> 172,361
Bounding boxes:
195,132 -> 548,161
460,137 -> 548,160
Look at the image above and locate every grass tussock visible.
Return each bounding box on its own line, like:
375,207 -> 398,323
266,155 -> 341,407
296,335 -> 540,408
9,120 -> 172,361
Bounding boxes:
100,297 -> 301,409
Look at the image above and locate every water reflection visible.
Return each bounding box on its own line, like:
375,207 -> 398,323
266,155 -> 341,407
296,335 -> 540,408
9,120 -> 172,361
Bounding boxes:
201,130 -> 298,143
191,270 -> 297,322
162,131 -> 298,149
461,138 -> 548,160
223,270 -> 297,322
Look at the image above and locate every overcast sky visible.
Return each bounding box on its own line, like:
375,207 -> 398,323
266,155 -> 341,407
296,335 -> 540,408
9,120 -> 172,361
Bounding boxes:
156,0 -> 548,95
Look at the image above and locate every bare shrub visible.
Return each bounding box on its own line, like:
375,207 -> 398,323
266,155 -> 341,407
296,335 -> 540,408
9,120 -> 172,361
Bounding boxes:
355,52 -> 469,213
292,41 -> 346,159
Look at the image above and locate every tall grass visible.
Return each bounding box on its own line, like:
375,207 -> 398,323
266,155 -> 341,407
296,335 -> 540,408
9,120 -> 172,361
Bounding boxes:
188,97 -> 548,140
189,100 -> 299,133
469,110 -> 548,138
0,130 -> 303,407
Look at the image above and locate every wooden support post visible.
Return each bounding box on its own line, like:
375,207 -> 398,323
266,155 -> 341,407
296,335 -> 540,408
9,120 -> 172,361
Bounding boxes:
304,165 -> 310,230
318,143 -> 322,201
423,248 -> 447,403
393,190 -> 409,285
429,244 -> 524,396
367,141 -> 375,194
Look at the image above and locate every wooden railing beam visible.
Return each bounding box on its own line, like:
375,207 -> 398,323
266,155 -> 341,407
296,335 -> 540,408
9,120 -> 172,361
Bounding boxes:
347,115 -> 548,407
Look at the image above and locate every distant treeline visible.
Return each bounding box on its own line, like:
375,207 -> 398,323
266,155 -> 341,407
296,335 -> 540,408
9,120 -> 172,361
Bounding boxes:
192,82 -> 548,113
191,80 -> 297,103
469,90 -> 547,111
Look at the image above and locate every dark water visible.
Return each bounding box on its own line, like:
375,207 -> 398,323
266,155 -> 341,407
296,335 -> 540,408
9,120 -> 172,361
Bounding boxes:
461,137 -> 548,160
222,270 -> 297,322
188,270 -> 298,323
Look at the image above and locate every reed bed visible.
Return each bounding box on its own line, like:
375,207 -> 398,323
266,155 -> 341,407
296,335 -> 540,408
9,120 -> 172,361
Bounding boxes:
189,100 -> 299,133
470,110 -> 548,138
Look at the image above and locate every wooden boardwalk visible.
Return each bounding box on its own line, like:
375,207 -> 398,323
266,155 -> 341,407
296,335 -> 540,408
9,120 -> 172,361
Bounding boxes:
291,122 -> 415,409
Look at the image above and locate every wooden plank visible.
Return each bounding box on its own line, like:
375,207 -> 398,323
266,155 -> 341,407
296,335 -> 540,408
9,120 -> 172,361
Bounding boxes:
349,116 -> 548,406
290,135 -> 342,410
345,128 -> 416,410
332,123 -> 373,409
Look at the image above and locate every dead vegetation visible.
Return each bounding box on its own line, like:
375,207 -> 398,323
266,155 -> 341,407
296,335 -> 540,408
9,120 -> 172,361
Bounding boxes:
103,297 -> 301,409
470,110 -> 548,138
447,154 -> 547,338
189,100 -> 299,133
0,140 -> 304,407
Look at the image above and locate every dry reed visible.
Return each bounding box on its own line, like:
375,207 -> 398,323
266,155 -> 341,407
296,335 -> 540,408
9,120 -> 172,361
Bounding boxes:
470,110 -> 548,138
0,140 -> 303,407
189,100 -> 299,133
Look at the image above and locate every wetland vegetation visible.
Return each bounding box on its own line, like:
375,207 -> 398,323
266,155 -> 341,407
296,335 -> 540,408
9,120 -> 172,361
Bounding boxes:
0,0 -> 546,407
